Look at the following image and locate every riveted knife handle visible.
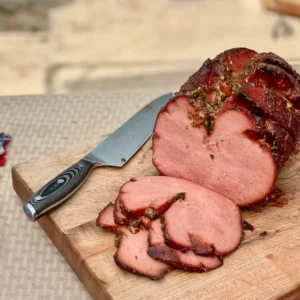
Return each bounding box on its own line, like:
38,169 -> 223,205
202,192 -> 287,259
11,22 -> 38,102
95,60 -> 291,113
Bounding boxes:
23,159 -> 96,221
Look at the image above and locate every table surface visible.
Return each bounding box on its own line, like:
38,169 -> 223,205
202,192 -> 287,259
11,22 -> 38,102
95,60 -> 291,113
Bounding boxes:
0,88 -> 173,300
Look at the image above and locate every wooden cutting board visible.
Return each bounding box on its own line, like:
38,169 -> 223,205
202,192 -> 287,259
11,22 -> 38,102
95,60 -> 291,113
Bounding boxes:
12,139 -> 300,300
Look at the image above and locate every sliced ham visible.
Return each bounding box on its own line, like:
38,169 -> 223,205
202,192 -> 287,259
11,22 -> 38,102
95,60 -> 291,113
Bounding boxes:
97,201 -> 172,279
119,176 -> 186,219
113,197 -> 151,231
148,219 -> 222,272
162,182 -> 243,256
114,228 -> 172,280
96,202 -> 118,231
96,48 -> 300,280
179,48 -> 257,98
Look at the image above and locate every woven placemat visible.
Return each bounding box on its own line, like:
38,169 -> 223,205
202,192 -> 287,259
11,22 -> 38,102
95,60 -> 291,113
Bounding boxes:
0,88 -> 172,300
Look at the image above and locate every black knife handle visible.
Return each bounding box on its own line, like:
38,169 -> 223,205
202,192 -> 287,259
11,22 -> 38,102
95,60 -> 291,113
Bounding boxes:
23,159 -> 96,221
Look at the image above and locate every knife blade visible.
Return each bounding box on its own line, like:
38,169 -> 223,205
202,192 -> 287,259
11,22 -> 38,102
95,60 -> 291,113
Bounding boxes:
23,92 -> 173,221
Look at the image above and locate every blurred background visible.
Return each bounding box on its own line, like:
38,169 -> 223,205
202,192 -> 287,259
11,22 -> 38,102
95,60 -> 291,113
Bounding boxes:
0,0 -> 300,96
2,2 -> 300,299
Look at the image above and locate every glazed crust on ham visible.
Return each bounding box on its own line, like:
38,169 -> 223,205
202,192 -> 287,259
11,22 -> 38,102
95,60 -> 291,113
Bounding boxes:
234,84 -> 300,142
148,219 -> 222,272
153,47 -> 300,206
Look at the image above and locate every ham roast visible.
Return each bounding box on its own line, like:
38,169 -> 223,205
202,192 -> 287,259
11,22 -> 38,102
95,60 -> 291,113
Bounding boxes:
96,48 -> 300,280
153,48 -> 300,206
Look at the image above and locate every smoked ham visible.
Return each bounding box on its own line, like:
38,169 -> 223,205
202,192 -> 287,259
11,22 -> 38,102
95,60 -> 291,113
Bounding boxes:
96,47 -> 300,280
153,48 -> 300,206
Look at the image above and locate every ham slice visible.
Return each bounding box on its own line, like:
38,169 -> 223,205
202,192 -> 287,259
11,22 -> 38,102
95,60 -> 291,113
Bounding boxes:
116,176 -> 242,256
160,178 -> 243,256
258,52 -> 300,81
96,202 -> 118,231
148,219 -> 222,272
97,201 -> 172,279
118,176 -> 186,219
114,228 -> 172,280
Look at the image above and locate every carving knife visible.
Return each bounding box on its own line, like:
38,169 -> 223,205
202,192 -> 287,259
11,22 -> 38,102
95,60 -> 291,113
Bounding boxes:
23,93 -> 173,221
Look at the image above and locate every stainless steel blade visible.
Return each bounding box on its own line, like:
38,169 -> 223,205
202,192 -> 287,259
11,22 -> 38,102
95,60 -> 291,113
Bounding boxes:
85,92 -> 173,167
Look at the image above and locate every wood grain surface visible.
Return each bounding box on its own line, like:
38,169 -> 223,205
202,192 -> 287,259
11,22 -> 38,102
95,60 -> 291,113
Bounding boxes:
12,139 -> 300,300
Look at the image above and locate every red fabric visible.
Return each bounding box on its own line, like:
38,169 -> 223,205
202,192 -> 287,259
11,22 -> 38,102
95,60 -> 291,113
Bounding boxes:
0,133 -> 11,167
0,156 -> 6,166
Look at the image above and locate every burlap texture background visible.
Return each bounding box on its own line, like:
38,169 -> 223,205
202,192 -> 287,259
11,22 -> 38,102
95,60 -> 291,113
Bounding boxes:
0,88 -> 171,299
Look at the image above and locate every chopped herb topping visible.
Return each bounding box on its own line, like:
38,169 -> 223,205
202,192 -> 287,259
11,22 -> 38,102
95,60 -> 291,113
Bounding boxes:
128,219 -> 141,234
203,116 -> 215,134
286,100 -> 293,109
171,192 -> 186,205
116,219 -> 124,225
144,207 -> 157,220
115,231 -> 123,247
